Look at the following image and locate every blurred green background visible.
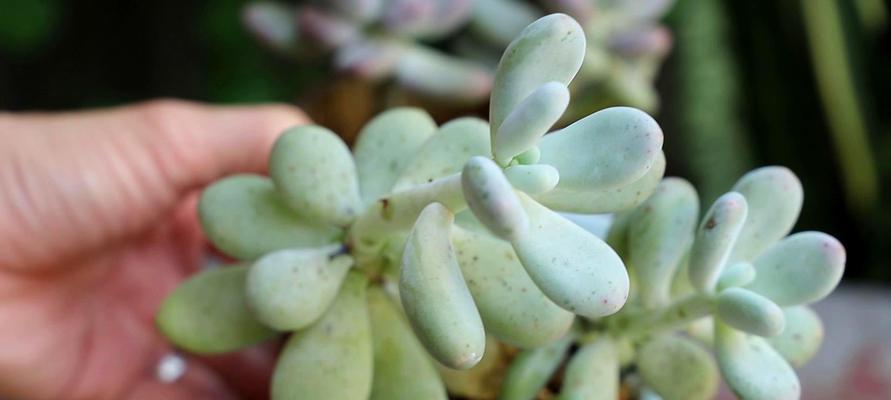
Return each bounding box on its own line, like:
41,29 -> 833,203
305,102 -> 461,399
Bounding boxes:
1,0 -> 890,283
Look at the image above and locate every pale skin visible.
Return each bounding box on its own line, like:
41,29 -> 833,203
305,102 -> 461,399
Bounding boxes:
0,100 -> 307,400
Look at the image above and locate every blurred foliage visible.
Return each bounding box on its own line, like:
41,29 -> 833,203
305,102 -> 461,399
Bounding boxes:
1,0 -> 891,284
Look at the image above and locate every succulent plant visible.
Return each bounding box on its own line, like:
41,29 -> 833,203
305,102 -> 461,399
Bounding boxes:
242,0 -> 674,111
158,13 -> 844,400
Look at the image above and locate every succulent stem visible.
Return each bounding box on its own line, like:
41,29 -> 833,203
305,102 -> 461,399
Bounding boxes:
608,293 -> 714,340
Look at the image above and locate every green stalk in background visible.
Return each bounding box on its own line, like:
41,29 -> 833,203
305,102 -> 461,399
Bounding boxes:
801,0 -> 879,216
671,0 -> 754,205
854,0 -> 888,33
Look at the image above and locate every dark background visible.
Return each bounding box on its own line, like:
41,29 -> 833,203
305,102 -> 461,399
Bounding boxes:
2,0 -> 890,283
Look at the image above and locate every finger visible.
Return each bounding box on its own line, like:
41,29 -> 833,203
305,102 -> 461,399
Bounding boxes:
0,100 -> 308,270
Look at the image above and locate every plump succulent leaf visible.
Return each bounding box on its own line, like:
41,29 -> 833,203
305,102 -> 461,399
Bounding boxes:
436,336 -> 507,399
382,0 -> 473,39
688,192 -> 748,293
535,150 -> 665,214
453,226 -> 574,348
504,164 -> 560,194
746,231 -> 846,307
538,107 -> 664,192
353,107 -> 437,203
499,335 -> 573,400
157,265 -> 277,354
628,178 -> 699,308
246,246 -> 352,331
323,0 -> 381,22
462,156 -> 529,241
269,125 -> 362,225
515,146 -> 541,164
715,322 -> 800,400
717,261 -> 756,290
271,271 -> 372,400
198,174 -> 340,260
400,203 -> 486,369
490,13 -> 586,133
637,335 -> 719,400
394,46 -> 492,104
557,336 -> 619,400
716,287 -> 786,337
728,166 -> 803,263
367,286 -> 448,400
767,306 -> 824,367
512,193 -> 629,318
494,81 -> 570,164
393,117 -> 491,190
469,0 -> 538,46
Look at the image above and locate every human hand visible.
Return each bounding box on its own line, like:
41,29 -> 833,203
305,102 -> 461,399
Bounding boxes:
0,100 -> 307,400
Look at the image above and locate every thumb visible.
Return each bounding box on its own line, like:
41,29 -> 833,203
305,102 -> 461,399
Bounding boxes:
0,99 -> 308,270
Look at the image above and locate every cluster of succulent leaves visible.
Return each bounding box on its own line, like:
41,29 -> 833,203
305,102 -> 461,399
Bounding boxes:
242,0 -> 673,111
157,13 -> 845,400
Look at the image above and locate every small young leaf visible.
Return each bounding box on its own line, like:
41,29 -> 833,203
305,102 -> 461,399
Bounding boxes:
367,287 -> 447,400
715,322 -> 800,400
494,82 -> 569,164
353,107 -> 437,203
637,335 -> 719,400
157,265 -> 277,354
767,306 -> 824,367
628,178 -> 699,308
490,13 -> 586,133
271,271 -> 372,400
688,192 -> 748,293
511,193 -> 629,318
746,231 -> 845,307
717,262 -> 756,290
729,166 -> 803,263
246,246 -> 352,331
453,226 -> 574,348
198,174 -> 340,260
716,287 -> 785,337
557,336 -> 618,400
504,164 -> 560,194
462,156 -> 529,241
499,335 -> 573,400
535,150 -> 665,214
269,125 -> 362,225
393,117 -> 491,190
400,203 -> 486,369
538,107 -> 663,192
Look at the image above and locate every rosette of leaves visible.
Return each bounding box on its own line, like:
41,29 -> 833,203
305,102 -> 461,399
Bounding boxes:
157,13 -> 668,399
497,167 -> 844,400
242,0 -> 675,111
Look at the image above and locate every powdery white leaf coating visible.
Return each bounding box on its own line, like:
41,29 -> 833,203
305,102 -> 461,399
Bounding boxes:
746,231 -> 846,307
367,287 -> 447,400
511,193 -> 629,318
400,203 -> 486,369
462,156 -> 529,241
393,117 -> 491,190
557,336 -> 618,400
717,262 -> 757,291
715,322 -> 800,400
246,247 -> 352,331
499,336 -> 572,400
269,125 -> 362,225
198,174 -> 341,260
504,164 -> 560,194
628,178 -> 699,308
535,150 -> 665,214
637,335 -> 719,400
490,13 -> 586,133
538,106 -> 663,192
494,81 -> 569,164
353,107 -> 437,204
716,287 -> 786,337
767,306 -> 824,368
688,192 -> 748,293
272,272 -> 372,400
452,226 -> 574,348
729,166 -> 803,263
156,265 -> 276,354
